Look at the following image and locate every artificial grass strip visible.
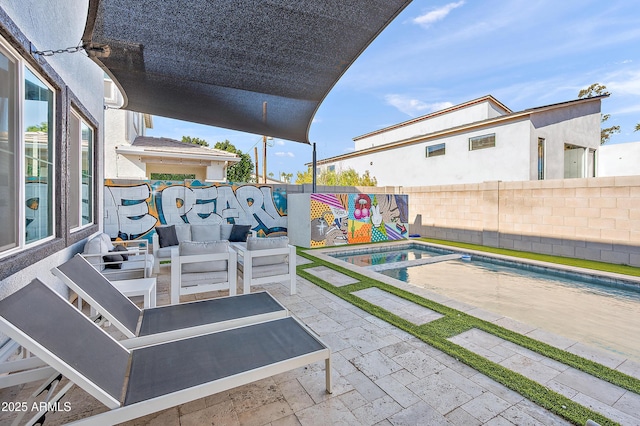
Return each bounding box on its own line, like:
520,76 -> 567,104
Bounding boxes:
296,249 -> 640,426
418,237 -> 640,277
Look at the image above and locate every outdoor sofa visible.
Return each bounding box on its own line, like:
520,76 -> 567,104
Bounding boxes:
152,223 -> 252,273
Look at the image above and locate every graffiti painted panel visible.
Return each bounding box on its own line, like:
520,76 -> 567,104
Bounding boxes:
309,193 -> 408,247
104,180 -> 287,241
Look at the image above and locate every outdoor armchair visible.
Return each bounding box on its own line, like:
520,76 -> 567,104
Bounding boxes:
170,240 -> 237,304
233,236 -> 297,295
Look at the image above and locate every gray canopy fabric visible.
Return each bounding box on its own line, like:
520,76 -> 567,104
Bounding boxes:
82,0 -> 412,143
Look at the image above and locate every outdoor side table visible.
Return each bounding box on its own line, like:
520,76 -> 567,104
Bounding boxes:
110,277 -> 157,308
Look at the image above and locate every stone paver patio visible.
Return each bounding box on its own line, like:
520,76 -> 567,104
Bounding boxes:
1,252 -> 638,425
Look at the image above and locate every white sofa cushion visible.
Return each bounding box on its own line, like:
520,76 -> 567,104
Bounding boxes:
191,224 -> 221,242
246,236 -> 289,266
179,241 -> 229,273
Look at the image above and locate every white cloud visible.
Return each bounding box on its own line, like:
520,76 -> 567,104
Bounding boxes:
606,70 -> 640,96
275,140 -> 285,146
385,94 -> 454,117
274,151 -> 294,158
412,1 -> 465,28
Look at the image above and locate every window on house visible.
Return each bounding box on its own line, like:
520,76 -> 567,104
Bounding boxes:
327,165 -> 335,172
588,149 -> 596,177
537,138 -> 545,180
0,47 -> 18,252
24,68 -> 54,243
70,110 -> 94,229
426,143 -> 445,157
1,39 -> 55,256
469,134 -> 495,151
564,143 -> 585,178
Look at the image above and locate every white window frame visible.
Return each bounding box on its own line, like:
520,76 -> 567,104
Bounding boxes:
469,134 -> 496,151
70,109 -> 94,231
426,143 -> 446,158
0,36 -> 56,258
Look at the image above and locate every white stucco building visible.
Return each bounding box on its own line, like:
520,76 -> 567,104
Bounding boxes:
313,95 -> 605,186
104,77 -> 240,182
597,141 -> 640,177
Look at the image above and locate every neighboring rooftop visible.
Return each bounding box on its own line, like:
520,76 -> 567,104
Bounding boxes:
117,136 -> 240,162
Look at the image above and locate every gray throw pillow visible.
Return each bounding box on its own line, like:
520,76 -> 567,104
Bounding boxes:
180,241 -> 229,273
175,224 -> 192,243
113,244 -> 129,260
246,236 -> 289,266
103,251 -> 124,269
156,225 -> 179,248
221,224 -> 233,240
229,224 -> 252,242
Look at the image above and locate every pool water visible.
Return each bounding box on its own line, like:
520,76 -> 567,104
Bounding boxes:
334,248 -> 435,267
332,245 -> 640,362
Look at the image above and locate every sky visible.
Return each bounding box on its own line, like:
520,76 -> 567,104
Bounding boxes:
146,0 -> 640,181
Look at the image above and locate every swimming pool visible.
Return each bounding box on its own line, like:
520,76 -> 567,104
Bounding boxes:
330,243 -> 640,362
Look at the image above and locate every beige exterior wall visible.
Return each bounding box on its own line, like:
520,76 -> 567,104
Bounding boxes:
406,176 -> 640,266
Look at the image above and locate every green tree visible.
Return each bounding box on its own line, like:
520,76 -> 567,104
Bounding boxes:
214,140 -> 253,182
280,172 -> 293,183
578,83 -> 619,144
181,136 -> 209,147
26,122 -> 48,132
295,167 -> 377,186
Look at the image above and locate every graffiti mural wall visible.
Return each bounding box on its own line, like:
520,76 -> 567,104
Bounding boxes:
309,193 -> 408,247
104,180 -> 287,241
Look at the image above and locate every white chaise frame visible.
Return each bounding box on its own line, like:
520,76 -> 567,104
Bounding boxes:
52,255 -> 287,348
0,286 -> 331,426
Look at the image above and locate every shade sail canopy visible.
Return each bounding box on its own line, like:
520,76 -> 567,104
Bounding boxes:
83,0 -> 411,143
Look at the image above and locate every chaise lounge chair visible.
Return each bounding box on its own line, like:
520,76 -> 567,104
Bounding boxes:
52,254 -> 288,347
0,280 -> 331,425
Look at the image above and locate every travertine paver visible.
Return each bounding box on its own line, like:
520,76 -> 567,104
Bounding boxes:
449,328 -> 640,425
304,265 -> 359,287
353,287 -> 444,324
0,272 -> 574,425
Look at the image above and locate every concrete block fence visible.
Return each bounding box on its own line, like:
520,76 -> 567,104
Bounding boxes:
405,176 -> 640,267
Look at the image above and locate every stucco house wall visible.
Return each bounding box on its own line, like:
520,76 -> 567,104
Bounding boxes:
598,141 -> 640,177
529,100 -> 602,180
0,1 -> 105,300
